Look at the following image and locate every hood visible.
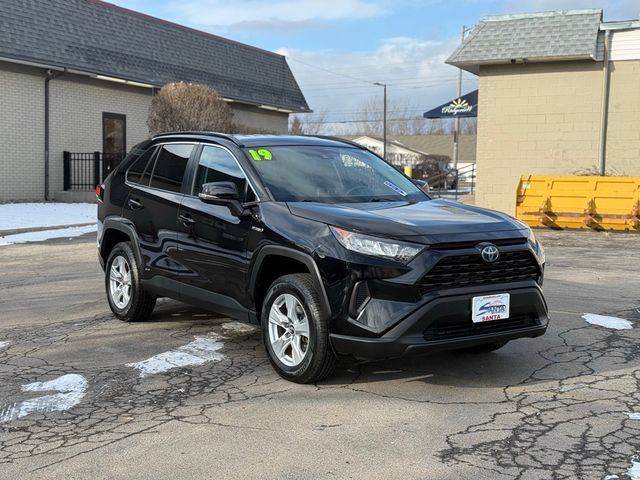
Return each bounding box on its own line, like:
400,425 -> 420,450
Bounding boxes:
287,199 -> 527,244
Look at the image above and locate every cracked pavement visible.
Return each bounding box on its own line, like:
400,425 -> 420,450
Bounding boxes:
0,230 -> 639,479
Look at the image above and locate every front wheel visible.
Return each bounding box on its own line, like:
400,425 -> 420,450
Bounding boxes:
105,241 -> 156,322
262,274 -> 336,383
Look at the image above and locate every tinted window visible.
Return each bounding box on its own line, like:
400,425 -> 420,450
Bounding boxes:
126,147 -> 156,185
192,146 -> 249,200
246,146 -> 425,204
148,144 -> 193,193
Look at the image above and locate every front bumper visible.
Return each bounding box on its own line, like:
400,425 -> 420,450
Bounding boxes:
330,286 -> 548,359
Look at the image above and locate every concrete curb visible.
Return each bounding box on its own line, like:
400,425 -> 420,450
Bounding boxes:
0,223 -> 96,237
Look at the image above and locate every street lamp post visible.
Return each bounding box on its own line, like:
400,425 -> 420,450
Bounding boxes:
374,82 -> 387,160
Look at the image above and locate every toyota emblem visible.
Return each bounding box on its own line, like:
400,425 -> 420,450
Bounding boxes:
480,244 -> 500,264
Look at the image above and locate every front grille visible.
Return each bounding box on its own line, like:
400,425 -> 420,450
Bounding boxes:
428,237 -> 527,250
419,250 -> 539,293
423,314 -> 538,341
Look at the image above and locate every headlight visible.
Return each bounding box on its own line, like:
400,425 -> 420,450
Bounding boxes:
527,228 -> 545,264
330,226 -> 423,263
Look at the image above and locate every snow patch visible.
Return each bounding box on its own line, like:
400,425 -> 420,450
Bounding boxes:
0,202 -> 95,230
0,225 -> 96,246
0,374 -> 88,423
604,475 -> 619,480
126,335 -> 224,377
0,341 -> 10,350
625,412 -> 640,420
581,313 -> 633,330
630,461 -> 640,480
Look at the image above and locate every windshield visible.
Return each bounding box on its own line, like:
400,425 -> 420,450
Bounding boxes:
245,145 -> 428,204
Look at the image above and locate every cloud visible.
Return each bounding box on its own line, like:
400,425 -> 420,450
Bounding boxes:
167,0 -> 389,30
280,36 -> 477,130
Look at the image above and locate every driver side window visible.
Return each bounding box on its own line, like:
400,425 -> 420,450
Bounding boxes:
192,145 -> 252,202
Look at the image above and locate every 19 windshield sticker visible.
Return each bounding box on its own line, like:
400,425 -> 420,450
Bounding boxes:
248,149 -> 273,161
383,180 -> 407,196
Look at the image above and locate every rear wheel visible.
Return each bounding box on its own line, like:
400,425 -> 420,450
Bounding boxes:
262,274 -> 336,383
105,242 -> 156,322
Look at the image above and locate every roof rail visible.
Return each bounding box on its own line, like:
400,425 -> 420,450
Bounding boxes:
301,135 -> 366,149
152,131 -> 243,146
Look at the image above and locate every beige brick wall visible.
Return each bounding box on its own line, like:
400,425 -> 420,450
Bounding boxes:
0,62 -> 45,201
476,59 -> 640,214
49,75 -> 153,198
0,63 -> 292,201
476,61 -> 604,214
231,103 -> 289,133
605,60 -> 640,174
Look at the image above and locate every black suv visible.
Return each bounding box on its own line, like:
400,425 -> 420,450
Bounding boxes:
97,133 -> 548,383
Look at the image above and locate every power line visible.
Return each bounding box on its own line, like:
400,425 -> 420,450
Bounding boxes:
286,56 -> 371,85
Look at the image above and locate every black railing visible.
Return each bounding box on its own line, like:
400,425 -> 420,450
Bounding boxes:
63,151 -> 124,191
426,163 -> 476,200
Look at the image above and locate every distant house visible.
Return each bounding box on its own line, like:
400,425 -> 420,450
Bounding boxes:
346,135 -> 477,180
0,0 -> 309,201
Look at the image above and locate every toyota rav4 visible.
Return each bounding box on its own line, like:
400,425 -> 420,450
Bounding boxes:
97,133 -> 548,383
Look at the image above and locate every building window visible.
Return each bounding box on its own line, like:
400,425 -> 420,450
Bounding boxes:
103,112 -> 126,160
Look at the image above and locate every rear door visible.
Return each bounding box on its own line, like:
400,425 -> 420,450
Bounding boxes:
124,143 -> 195,286
175,144 -> 255,316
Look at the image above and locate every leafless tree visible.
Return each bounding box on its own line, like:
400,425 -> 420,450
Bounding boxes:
147,82 -> 233,135
288,110 -> 328,135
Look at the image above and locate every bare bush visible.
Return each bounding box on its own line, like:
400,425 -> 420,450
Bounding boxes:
147,82 -> 233,135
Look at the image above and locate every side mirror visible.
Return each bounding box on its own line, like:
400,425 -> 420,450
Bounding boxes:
198,181 -> 246,217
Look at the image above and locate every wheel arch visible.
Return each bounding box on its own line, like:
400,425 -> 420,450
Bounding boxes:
249,246 -> 332,322
100,218 -> 142,268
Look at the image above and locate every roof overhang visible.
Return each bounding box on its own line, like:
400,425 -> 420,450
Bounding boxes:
448,53 -> 598,75
0,54 -> 311,113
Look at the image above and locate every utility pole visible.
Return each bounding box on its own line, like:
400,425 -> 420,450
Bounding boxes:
374,82 -> 387,160
453,25 -> 471,198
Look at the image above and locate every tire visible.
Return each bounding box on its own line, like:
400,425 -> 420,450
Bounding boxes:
105,241 -> 156,322
462,340 -> 509,354
261,274 -> 336,384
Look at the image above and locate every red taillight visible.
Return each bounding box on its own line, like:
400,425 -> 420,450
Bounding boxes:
96,184 -> 104,202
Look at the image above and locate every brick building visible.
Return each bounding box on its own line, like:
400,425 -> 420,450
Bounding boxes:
0,0 -> 309,201
447,9 -> 640,214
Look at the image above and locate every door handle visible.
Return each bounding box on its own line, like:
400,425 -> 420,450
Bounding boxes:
178,214 -> 195,227
128,198 -> 143,210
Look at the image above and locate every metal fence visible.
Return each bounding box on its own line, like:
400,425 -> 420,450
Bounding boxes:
63,152 -> 123,190
426,163 -> 476,200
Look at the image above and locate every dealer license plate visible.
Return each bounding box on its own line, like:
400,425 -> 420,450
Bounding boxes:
472,293 -> 510,323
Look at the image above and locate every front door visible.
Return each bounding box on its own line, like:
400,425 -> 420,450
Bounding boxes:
103,112 -> 126,178
176,144 -> 254,318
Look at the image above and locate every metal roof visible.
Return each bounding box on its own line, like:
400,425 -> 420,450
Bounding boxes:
447,9 -> 603,74
0,0 -> 310,112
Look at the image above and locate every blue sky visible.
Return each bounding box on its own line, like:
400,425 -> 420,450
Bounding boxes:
113,0 -> 638,131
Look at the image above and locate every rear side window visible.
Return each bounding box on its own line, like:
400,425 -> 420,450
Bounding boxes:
126,147 -> 156,185
148,144 -> 193,193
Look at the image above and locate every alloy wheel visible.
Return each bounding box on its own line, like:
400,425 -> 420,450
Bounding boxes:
268,293 -> 311,367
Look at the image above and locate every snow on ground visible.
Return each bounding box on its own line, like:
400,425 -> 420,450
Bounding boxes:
0,341 -> 10,350
629,461 -> 640,480
581,313 -> 633,330
0,374 -> 88,423
625,412 -> 640,420
0,203 -> 95,231
126,335 -> 225,378
0,225 -> 96,246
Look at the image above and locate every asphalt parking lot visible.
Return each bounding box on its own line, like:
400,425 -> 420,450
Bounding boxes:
1,230 -> 640,479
